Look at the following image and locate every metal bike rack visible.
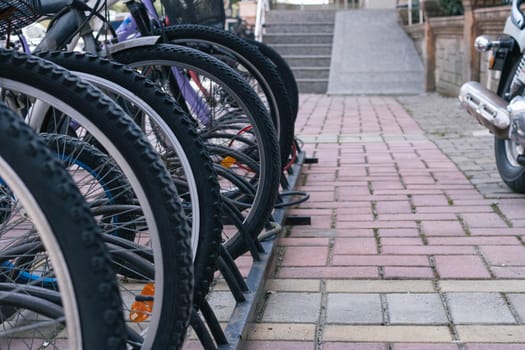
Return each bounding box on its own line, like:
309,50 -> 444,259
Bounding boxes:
190,149 -> 317,350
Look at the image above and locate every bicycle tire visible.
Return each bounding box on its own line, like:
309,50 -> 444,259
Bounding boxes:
111,43 -> 280,259
154,24 -> 295,167
0,101 -> 126,349
38,50 -> 222,308
247,39 -> 299,122
0,49 -> 193,349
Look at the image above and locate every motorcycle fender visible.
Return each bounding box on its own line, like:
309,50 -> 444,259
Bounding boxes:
108,36 -> 161,55
505,17 -> 525,51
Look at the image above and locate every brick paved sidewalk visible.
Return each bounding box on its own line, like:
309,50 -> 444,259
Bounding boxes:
243,94 -> 525,350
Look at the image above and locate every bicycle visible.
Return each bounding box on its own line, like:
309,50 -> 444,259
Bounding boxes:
24,0 -> 282,259
0,47 -> 195,349
103,0 -> 296,169
36,50 -> 223,311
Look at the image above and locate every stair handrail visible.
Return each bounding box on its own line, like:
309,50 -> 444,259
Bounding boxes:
254,0 -> 268,41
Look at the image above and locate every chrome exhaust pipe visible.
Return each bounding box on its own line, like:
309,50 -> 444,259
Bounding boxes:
458,81 -> 510,138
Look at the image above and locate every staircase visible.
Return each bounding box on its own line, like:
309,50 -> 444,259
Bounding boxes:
262,9 -> 336,94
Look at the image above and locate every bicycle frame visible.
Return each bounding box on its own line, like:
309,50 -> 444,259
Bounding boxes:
113,0 -> 214,123
28,0 -> 213,125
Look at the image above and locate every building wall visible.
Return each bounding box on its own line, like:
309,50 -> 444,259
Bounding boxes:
403,4 -> 508,96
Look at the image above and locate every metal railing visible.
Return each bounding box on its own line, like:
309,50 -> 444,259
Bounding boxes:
254,0 -> 268,41
397,0 -> 423,25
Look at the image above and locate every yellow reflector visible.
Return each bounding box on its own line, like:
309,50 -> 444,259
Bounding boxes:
488,54 -> 496,70
129,283 -> 154,322
220,156 -> 236,168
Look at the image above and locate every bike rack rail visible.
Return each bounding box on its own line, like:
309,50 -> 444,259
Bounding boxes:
192,148 -> 317,350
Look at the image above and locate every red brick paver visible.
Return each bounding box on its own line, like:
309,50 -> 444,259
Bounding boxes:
249,95 -> 525,349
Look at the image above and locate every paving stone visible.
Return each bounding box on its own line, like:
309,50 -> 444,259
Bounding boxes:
421,221 -> 466,236
411,195 -> 451,207
446,293 -> 516,324
480,246 -> 525,266
381,237 -> 423,245
378,228 -> 420,237
427,237 -> 520,245
380,213 -> 457,221
383,266 -> 435,278
323,325 -> 452,342
464,344 -> 525,350
332,237 -> 378,254
247,323 -> 317,341
278,237 -> 330,246
375,200 -> 413,214
243,341 -> 315,350
281,246 -> 329,266
277,266 -> 379,279
333,255 -> 430,267
326,280 -> 435,293
469,228 -> 525,236
381,246 -> 476,255
439,280 -> 525,293
261,292 -> 321,323
392,344 -> 459,350
264,279 -> 321,292
434,255 -> 491,278
506,294 -> 525,322
205,291 -> 236,322
333,228 -> 375,237
326,293 -> 383,324
387,293 -> 448,324
456,325 -> 525,342
324,343 -> 387,350
460,213 -> 509,228
491,266 -> 525,278
336,220 -> 418,229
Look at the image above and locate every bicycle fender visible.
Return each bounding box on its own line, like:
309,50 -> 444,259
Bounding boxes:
109,36 -> 162,55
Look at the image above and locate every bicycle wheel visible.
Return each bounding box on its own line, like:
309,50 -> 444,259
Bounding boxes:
154,24 -> 295,167
0,48 -> 193,349
0,101 -> 126,349
40,132 -> 139,240
38,50 -> 222,308
247,39 -> 299,122
111,43 -> 281,259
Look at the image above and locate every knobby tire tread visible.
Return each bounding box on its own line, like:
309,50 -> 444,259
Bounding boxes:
155,24 -> 295,168
0,102 -> 127,349
0,49 -> 193,349
112,44 -> 280,259
38,51 -> 222,307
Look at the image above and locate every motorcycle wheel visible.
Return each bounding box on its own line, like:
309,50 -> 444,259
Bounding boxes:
494,58 -> 525,192
495,137 -> 525,192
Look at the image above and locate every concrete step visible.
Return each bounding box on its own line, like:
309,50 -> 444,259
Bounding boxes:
266,9 -> 336,23
263,33 -> 334,44
296,79 -> 329,94
271,3 -> 341,10
292,67 -> 330,80
264,22 -> 334,34
263,9 -> 336,94
268,43 -> 333,56
283,55 -> 331,67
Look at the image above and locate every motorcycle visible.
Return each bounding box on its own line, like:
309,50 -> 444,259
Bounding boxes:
459,0 -> 525,193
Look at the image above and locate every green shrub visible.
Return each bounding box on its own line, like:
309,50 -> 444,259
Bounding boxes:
439,0 -> 464,15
